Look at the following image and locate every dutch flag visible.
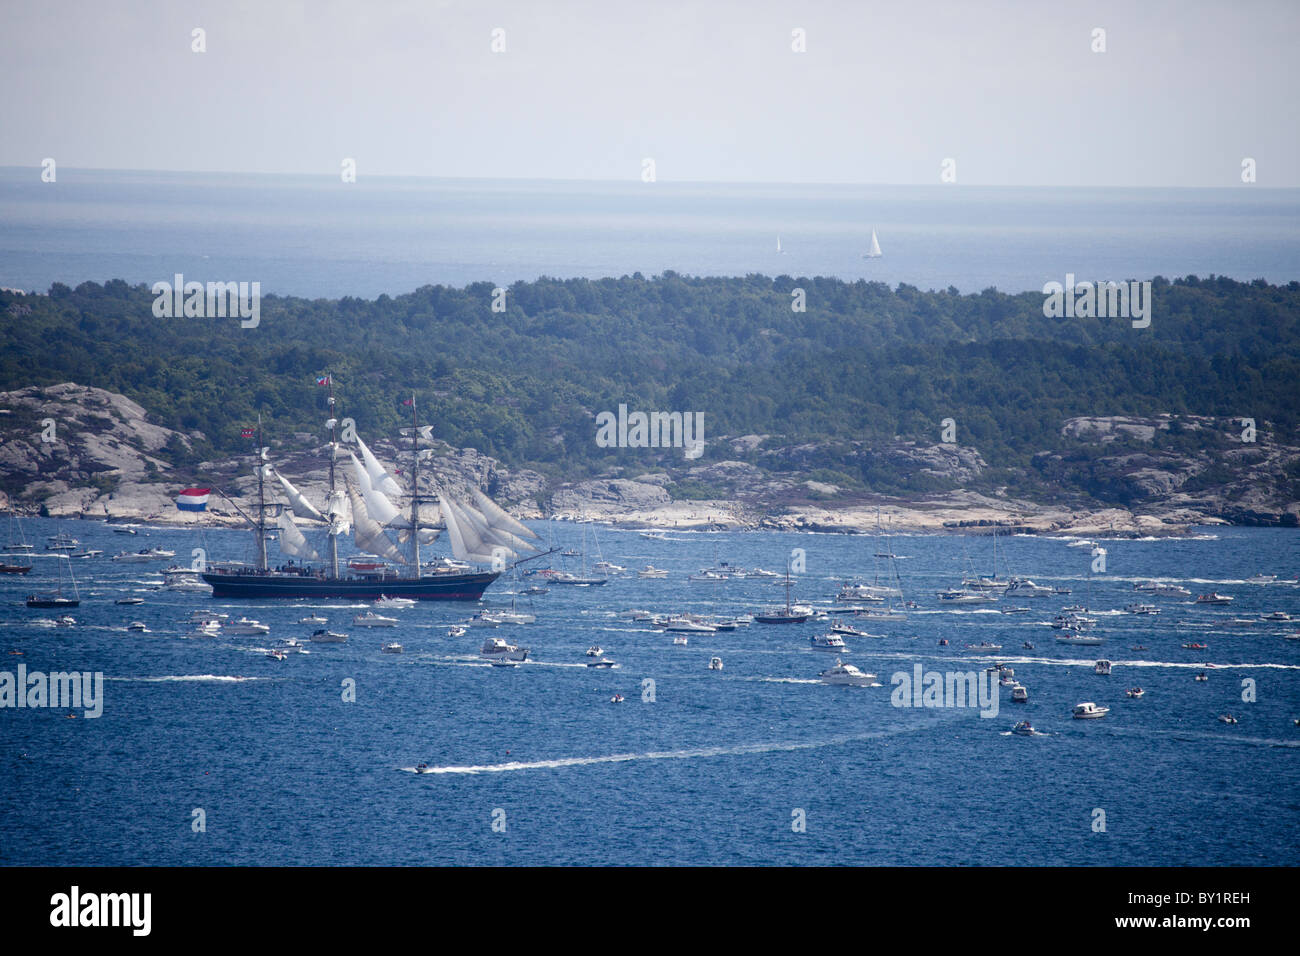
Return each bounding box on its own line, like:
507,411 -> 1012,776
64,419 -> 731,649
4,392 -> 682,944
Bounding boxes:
175,488 -> 211,512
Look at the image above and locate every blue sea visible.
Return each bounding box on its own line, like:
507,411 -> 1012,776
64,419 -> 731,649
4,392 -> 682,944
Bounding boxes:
1,519 -> 1298,866
1,168 -> 1298,297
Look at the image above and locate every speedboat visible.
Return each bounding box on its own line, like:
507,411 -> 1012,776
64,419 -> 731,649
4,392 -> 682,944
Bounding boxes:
1005,578 -> 1055,598
381,642 -> 403,654
672,635 -> 688,645
1247,573 -> 1277,584
1181,642 -> 1208,650
1126,687 -> 1144,698
493,610 -> 536,625
115,597 -> 145,606
829,619 -> 869,637
1194,672 -> 1209,682
55,615 -> 76,627
309,629 -> 348,643
1072,702 -> 1109,719
374,595 -> 416,609
1131,644 -> 1149,651
748,568 -> 779,578
70,549 -> 103,559
45,534 -> 79,552
1126,603 -> 1159,615
586,645 -> 604,657
1000,606 -> 1031,615
810,633 -> 848,650
1055,631 -> 1104,646
819,658 -> 876,686
353,612 -> 398,628
586,657 -> 617,668
665,617 -> 716,633
481,637 -> 527,662
111,548 -> 176,562
191,610 -> 228,622
1262,611 -> 1292,622
963,641 -> 1002,651
300,614 -> 328,624
448,625 -> 468,638
126,621 -> 149,632
935,588 -> 997,604
1011,720 -> 1036,736
610,694 -> 624,703
520,585 -> 549,595
415,763 -> 433,774
1218,714 -> 1238,725
1011,684 -> 1028,703
224,617 -> 271,636
187,623 -> 222,638
1094,659 -> 1112,675
1022,641 -> 1035,650
1196,592 -> 1233,605
593,561 -> 625,575
637,565 -> 669,578
1134,581 -> 1191,597
708,657 -> 723,671
640,530 -> 668,541
267,649 -> 288,661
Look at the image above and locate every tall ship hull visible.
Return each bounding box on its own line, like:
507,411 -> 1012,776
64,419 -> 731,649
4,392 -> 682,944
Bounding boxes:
201,568 -> 499,600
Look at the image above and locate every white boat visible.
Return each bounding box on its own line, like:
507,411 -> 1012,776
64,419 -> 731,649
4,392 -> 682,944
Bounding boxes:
708,657 -> 723,670
111,548 -> 176,563
1056,631 -> 1105,645
267,649 -> 288,661
187,624 -> 222,638
53,615 -> 77,627
1094,659 -> 1112,675
480,637 -> 527,661
586,657 -> 617,668
224,617 -> 270,636
672,635 -> 688,646
819,658 -> 876,687
748,568 -> 778,578
838,583 -> 899,600
299,614 -> 328,624
936,588 -> 997,604
126,621 -> 149,632
1247,573 -> 1277,584
829,618 -> 870,637
640,530 -> 668,541
1218,714 -> 1238,725
1196,592 -> 1234,605
1134,581 -> 1192,597
1011,720 -> 1036,736
374,594 -> 416,608
593,561 -> 625,574
1072,702 -> 1109,719
1011,684 -> 1029,703
863,228 -> 882,259
810,633 -> 848,650
1262,611 -> 1291,622
46,533 -> 79,552
665,617 -> 716,633
381,642 -> 403,654
353,612 -> 398,628
448,625 -> 468,638
1005,578 -> 1055,598
493,609 -> 536,625
309,629 -> 348,643
115,597 -> 145,606
1126,603 -> 1159,615
1126,687 -> 1145,698
586,645 -> 604,657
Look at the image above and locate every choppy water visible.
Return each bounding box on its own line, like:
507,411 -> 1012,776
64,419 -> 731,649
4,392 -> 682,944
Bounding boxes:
1,519 -> 1298,865
2,169 -> 1297,296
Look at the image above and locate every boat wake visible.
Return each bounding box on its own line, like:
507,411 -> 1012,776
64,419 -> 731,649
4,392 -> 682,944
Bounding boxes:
106,674 -> 265,682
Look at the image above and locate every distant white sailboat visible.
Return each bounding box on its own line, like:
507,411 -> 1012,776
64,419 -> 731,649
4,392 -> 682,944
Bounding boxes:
863,228 -> 882,259
776,235 -> 784,254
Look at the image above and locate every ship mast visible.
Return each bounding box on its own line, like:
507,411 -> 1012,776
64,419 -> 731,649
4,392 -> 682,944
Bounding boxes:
256,414 -> 269,572
326,378 -> 340,579
409,393 -> 421,573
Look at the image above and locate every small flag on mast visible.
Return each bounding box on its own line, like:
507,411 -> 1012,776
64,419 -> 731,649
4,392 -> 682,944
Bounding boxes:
402,397 -> 414,406
316,375 -> 332,386
240,427 -> 255,438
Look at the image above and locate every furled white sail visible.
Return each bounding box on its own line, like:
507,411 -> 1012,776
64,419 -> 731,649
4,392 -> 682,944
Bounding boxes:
277,510 -> 321,562
471,488 -> 541,541
275,470 -> 326,523
347,484 -> 408,564
355,435 -> 403,497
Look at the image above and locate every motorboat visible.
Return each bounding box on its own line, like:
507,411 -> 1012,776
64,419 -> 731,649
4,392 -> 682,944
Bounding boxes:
665,617 -> 716,633
1218,714 -> 1238,725
586,645 -> 604,657
1072,702 -> 1109,719
610,694 -> 624,703
375,595 -> 416,609
640,530 -> 668,541
1134,581 -> 1191,597
960,575 -> 1009,592
381,642 -> 403,654
0,562 -> 32,574
1194,672 -> 1209,682
115,597 -> 145,606
353,612 -> 399,628
55,616 -> 76,627
837,583 -> 896,601
493,609 -> 536,625
1011,684 -> 1028,703
480,637 -> 528,662
819,658 -> 876,686
1052,613 -> 1097,629
593,561 -> 625,575
1246,573 -> 1277,584
1005,578 -> 1055,598
708,657 -> 723,671
224,617 -> 271,636
1011,721 -> 1036,736
637,566 -> 669,579
267,649 -> 288,661
748,568 -> 779,578
586,657 -> 617,668
672,635 -> 688,645
310,629 -> 348,643
1022,641 -> 1035,650
1126,603 -> 1159,615
520,585 -> 549,595
1094,659 -> 1112,675
1000,606 -> 1031,615
45,533 -> 79,552
187,624 -> 222,638
126,621 -> 149,632
415,763 -> 433,773
70,549 -> 103,559
448,625 -> 468,638
300,614 -> 328,624
935,589 -> 997,604
191,610 -> 228,622
1181,642 -> 1208,650
1195,592 -> 1233,605
829,619 -> 869,637
1056,631 -> 1104,645
111,548 -> 176,562
810,633 -> 848,650
963,641 -> 1002,651
1126,687 -> 1144,698
1262,611 -> 1292,622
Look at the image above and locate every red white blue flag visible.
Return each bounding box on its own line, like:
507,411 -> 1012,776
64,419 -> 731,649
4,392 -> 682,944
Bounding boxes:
175,488 -> 211,512
316,375 -> 332,386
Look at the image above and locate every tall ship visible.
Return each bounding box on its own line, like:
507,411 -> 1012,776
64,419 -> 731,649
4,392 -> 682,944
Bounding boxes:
201,380 -> 545,600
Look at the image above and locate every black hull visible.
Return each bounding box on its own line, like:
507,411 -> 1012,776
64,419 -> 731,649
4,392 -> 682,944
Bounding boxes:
201,569 -> 500,600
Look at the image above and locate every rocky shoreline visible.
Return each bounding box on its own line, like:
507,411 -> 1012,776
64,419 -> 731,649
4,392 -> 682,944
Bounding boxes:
1,383 -> 1295,538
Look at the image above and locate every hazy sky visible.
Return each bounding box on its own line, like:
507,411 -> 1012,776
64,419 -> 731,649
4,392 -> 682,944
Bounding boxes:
2,0 -> 1296,186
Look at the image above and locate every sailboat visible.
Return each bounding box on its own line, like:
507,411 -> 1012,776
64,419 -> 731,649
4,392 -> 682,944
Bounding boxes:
4,511 -> 34,553
754,562 -> 811,623
26,554 -> 80,607
856,515 -> 909,621
550,517 -> 607,585
776,235 -> 784,254
863,228 -> 882,259
200,380 -> 546,600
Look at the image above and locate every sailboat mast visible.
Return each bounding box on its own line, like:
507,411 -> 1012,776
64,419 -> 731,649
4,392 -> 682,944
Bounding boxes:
326,378 -> 339,579
409,394 -> 421,572
256,414 -> 268,572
